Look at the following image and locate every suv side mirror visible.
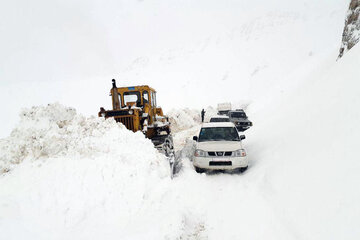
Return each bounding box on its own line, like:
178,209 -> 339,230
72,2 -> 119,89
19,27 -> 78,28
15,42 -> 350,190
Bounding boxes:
240,135 -> 246,140
193,136 -> 198,141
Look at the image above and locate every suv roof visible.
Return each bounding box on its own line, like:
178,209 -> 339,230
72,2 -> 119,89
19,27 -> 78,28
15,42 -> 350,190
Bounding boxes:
201,122 -> 236,128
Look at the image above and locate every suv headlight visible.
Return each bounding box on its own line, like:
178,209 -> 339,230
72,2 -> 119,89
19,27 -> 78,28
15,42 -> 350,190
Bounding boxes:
194,149 -> 206,157
234,149 -> 246,157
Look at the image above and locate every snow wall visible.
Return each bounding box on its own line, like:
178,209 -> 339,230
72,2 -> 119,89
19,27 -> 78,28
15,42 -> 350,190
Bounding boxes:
0,104 -> 195,239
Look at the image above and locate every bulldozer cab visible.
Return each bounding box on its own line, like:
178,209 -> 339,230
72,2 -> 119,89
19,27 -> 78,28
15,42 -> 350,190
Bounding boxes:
99,80 -> 168,139
116,85 -> 156,109
99,79 -> 174,166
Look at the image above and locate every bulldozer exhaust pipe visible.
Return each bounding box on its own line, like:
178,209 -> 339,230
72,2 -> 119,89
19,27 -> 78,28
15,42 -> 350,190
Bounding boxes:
111,79 -> 121,110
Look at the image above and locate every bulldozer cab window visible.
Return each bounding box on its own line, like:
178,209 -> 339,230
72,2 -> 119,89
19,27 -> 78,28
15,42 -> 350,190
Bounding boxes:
116,93 -> 122,107
142,91 -> 149,105
124,91 -> 141,107
151,92 -> 157,107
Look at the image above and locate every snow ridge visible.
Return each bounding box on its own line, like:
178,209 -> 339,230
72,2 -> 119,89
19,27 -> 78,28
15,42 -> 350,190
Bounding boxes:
0,103 -> 168,177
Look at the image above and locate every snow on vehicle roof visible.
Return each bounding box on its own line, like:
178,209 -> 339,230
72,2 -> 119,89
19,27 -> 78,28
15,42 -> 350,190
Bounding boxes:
201,122 -> 236,128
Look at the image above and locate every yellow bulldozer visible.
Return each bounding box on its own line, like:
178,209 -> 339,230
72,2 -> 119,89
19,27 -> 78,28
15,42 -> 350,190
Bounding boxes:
99,79 -> 174,158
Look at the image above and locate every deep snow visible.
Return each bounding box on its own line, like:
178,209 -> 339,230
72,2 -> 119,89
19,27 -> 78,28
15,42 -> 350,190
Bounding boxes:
1,0 -> 359,239
1,44 -> 360,240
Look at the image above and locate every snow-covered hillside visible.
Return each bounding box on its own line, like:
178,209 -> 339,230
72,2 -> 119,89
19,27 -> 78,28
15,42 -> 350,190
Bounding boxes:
1,0 -> 359,239
0,0 -> 348,137
1,45 -> 360,239
245,44 -> 360,240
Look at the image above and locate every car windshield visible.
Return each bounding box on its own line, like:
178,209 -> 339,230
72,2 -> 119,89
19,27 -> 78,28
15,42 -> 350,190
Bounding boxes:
198,127 -> 240,142
210,118 -> 230,122
230,112 -> 246,118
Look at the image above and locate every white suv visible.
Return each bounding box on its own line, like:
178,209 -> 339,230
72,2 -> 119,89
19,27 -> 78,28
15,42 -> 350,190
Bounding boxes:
192,122 -> 248,173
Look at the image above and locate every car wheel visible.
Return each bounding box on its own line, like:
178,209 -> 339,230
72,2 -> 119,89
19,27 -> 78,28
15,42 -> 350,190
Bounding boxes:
195,167 -> 205,173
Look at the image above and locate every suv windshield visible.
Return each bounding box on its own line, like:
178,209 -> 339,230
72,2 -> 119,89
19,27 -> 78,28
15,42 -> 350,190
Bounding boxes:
210,118 -> 230,122
198,127 -> 239,142
230,112 -> 246,118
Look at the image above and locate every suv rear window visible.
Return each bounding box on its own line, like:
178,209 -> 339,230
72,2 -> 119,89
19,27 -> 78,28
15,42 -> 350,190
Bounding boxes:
230,112 -> 246,118
210,118 -> 230,122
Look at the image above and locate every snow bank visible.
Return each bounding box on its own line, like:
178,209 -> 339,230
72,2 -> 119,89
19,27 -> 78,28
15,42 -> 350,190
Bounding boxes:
167,106 -> 220,133
0,103 -> 168,176
245,45 -> 360,239
0,103 -> 197,239
167,108 -> 201,132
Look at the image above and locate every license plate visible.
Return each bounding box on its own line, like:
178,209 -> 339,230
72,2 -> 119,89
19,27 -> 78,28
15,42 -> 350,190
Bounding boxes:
212,158 -> 229,162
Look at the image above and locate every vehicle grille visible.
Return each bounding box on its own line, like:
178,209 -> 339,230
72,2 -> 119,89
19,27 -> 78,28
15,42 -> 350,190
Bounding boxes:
209,161 -> 232,166
115,116 -> 135,131
208,151 -> 232,157
106,110 -> 130,117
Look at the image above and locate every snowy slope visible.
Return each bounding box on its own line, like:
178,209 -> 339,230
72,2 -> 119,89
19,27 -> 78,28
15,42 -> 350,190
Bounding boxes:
0,104 -> 179,239
245,45 -> 360,239
1,1 -> 359,239
0,0 -> 348,137
1,45 -> 360,239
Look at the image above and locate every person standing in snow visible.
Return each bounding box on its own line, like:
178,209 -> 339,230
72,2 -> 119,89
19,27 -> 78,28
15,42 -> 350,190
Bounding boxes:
201,109 -> 206,122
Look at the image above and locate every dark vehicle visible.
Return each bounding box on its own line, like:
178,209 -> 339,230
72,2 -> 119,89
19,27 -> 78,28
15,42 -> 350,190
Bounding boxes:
228,110 -> 252,131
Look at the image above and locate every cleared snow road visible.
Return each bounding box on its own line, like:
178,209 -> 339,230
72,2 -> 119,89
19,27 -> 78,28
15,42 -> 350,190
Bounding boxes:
170,125 -> 296,239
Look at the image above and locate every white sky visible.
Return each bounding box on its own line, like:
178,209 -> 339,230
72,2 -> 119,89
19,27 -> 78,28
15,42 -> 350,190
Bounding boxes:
0,0 -> 348,137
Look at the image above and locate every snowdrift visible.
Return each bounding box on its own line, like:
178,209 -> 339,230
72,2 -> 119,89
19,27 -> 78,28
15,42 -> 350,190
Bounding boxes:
167,106 -> 219,133
0,104 -> 196,239
1,46 -> 360,239
167,108 -> 201,132
245,45 -> 360,239
0,103 -> 168,176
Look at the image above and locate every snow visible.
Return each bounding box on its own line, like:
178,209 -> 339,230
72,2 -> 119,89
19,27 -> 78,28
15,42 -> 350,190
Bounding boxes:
0,103 -> 179,239
167,108 -> 201,132
0,0 -> 348,137
245,45 -> 360,239
1,0 -> 360,239
0,103 -> 168,175
1,44 -> 360,239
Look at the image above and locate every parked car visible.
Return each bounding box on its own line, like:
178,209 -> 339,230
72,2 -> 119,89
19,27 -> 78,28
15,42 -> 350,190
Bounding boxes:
228,109 -> 252,131
192,122 -> 248,173
209,115 -> 230,123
